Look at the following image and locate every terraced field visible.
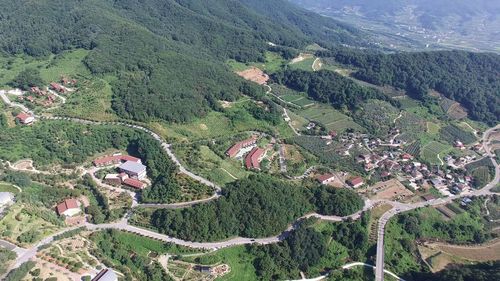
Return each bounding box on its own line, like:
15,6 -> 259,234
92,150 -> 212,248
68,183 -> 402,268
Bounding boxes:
298,104 -> 364,132
421,141 -> 453,165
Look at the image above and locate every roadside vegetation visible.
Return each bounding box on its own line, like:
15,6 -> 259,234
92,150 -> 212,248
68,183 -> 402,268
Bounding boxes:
134,175 -> 363,242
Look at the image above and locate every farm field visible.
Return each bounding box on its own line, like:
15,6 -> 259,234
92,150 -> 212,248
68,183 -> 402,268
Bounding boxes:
0,203 -> 63,247
173,144 -> 250,186
271,84 -> 314,108
182,246 -> 258,281
420,141 -> 453,165
163,102 -> 294,142
426,122 -> 440,135
297,104 -> 363,132
440,124 -> 477,145
56,78 -> 117,121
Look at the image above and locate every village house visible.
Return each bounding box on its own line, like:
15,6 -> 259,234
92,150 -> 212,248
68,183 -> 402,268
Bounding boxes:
316,174 -> 336,185
245,147 -> 266,170
119,161 -> 147,180
15,112 -> 35,125
56,198 -> 81,217
50,82 -> 66,93
226,136 -> 257,158
347,177 -> 364,188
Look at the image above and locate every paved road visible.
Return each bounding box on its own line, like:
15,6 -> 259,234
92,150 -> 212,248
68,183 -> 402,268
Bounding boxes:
374,124 -> 500,281
4,115 -> 498,279
0,90 -> 32,113
41,116 -> 222,196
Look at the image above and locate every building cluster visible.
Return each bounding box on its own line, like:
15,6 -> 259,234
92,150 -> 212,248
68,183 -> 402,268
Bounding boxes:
17,86 -> 57,107
94,154 -> 148,189
226,136 -> 269,170
315,127 -> 482,197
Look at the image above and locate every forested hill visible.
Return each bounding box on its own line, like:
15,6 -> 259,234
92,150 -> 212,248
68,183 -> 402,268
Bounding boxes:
0,0 -> 365,123
318,49 -> 500,125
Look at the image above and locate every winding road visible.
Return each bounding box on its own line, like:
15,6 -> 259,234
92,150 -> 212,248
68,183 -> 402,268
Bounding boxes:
1,100 -> 498,280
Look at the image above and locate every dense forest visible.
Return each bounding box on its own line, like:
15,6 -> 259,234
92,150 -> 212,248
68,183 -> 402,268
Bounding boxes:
318,49 -> 500,125
0,0 -> 366,123
246,215 -> 371,280
148,175 -> 364,241
271,69 -> 396,112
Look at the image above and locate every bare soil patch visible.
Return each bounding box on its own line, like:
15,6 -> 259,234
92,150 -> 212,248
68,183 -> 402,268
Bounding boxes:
430,239 -> 500,261
368,179 -> 413,200
236,67 -> 269,85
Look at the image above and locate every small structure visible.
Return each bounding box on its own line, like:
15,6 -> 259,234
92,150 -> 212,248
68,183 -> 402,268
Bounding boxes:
422,194 -> 436,201
123,178 -> 145,190
0,192 -> 14,207
119,161 -> 147,180
92,268 -> 118,281
316,174 -> 335,185
104,174 -> 122,186
245,147 -> 265,170
15,112 -> 34,125
226,137 -> 257,158
56,198 -> 81,217
347,177 -> 364,188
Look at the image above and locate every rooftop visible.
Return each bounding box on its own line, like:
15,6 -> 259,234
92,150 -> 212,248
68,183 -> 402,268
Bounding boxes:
119,161 -> 147,173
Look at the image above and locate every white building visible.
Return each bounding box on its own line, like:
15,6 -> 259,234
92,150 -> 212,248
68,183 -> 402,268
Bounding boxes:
119,161 -> 147,180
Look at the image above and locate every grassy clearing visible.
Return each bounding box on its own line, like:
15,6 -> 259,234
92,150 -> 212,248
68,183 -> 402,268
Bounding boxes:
227,52 -> 286,73
420,141 -> 453,165
184,246 -> 258,281
0,182 -> 20,194
0,49 -> 90,87
289,57 -> 316,71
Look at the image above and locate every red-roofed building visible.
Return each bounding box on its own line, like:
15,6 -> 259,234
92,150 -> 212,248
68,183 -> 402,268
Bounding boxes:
316,174 -> 335,185
93,155 -> 142,167
226,137 -> 257,158
15,112 -> 34,125
26,96 -> 35,102
245,147 -> 265,170
347,177 -> 364,188
123,178 -> 145,189
56,198 -> 81,217
50,82 -> 66,93
401,153 -> 413,161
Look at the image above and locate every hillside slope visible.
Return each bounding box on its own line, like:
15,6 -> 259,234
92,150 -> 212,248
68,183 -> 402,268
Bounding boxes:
291,0 -> 500,52
0,0 -> 366,122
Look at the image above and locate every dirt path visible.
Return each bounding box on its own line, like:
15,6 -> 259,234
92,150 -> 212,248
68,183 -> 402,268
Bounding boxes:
221,168 -> 238,180
312,58 -> 322,71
